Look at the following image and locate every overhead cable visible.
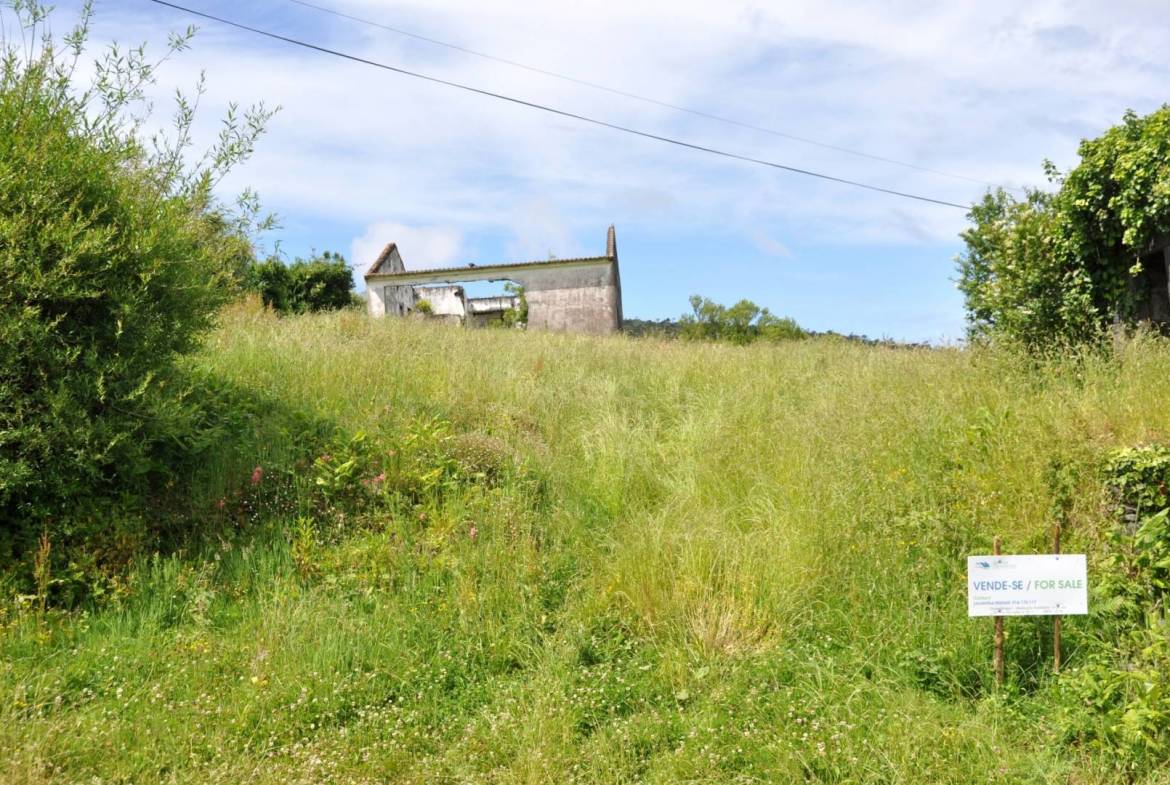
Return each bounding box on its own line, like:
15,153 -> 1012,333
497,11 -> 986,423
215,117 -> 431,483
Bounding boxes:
147,0 -> 974,210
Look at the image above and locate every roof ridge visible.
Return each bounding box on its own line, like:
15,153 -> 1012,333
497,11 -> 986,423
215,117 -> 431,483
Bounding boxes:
365,253 -> 612,279
364,242 -> 399,277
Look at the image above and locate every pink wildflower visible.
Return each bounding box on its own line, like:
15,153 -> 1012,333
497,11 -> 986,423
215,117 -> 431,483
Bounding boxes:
250,466 -> 263,485
373,472 -> 385,484
468,524 -> 478,541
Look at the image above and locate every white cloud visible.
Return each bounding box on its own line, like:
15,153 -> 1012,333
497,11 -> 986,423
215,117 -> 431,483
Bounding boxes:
151,0 -> 1157,242
350,221 -> 464,286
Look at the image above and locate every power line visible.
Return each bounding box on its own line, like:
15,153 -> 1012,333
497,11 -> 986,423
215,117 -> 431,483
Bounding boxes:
283,0 -> 1011,192
147,0 -> 972,211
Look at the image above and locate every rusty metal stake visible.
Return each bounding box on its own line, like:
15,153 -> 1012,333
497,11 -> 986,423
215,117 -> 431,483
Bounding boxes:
993,536 -> 1004,688
1053,522 -> 1062,673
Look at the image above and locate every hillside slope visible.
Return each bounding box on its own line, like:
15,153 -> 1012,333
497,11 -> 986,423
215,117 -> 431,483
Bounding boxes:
4,306 -> 1170,784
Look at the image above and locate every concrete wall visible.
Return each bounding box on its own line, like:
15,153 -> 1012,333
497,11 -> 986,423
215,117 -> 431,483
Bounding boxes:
466,295 -> 519,314
415,285 -> 466,319
465,296 -> 517,328
526,282 -> 620,334
372,284 -> 415,318
518,262 -> 621,335
367,283 -> 386,317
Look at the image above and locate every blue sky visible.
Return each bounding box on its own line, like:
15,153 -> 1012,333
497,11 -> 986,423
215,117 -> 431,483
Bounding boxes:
24,0 -> 1170,341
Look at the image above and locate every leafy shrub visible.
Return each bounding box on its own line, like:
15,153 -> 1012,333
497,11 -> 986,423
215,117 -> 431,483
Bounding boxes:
245,251 -> 354,313
958,105 -> 1170,347
679,295 -> 805,345
501,282 -> 528,327
302,418 -> 521,539
1060,446 -> 1170,769
447,431 -> 516,482
0,3 -> 272,565
245,257 -> 294,312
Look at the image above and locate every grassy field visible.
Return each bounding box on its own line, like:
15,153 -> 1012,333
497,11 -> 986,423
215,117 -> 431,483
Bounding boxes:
3,305 -> 1170,783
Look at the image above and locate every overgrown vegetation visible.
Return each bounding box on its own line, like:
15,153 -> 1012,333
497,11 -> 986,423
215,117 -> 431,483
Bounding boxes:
501,281 -> 528,327
958,105 -> 1170,347
0,1 -> 273,564
1061,446 -> 1170,771
245,250 -> 356,314
5,305 -> 1170,782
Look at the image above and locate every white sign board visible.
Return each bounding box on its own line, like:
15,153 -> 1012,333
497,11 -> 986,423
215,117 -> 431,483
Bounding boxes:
967,554 -> 1088,617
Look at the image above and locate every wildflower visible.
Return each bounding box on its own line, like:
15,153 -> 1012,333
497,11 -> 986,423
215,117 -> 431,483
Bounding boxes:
373,471 -> 385,484
215,498 -> 226,510
251,466 -> 263,485
469,524 -> 478,541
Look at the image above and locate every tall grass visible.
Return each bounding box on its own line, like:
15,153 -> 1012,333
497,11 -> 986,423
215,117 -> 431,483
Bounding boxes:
3,304 -> 1170,783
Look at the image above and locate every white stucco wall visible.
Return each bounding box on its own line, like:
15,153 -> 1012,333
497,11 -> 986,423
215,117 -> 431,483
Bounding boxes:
367,284 -> 386,318
416,285 -> 466,319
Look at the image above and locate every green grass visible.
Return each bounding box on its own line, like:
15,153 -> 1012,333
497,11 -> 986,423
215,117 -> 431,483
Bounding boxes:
4,304 -> 1170,783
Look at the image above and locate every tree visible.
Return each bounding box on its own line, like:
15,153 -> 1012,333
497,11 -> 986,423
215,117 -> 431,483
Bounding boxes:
0,1 -> 274,558
247,257 -> 294,312
957,105 -> 1170,346
679,295 -> 805,345
245,251 -> 354,313
288,251 -> 353,312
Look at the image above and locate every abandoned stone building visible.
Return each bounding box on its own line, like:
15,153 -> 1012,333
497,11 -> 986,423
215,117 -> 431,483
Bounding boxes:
364,225 -> 623,335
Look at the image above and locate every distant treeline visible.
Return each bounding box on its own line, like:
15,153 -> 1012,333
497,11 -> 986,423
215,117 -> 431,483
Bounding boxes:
623,296 -> 927,348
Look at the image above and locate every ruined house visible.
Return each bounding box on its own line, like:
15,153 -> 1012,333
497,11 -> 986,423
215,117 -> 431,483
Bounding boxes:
364,225 -> 623,335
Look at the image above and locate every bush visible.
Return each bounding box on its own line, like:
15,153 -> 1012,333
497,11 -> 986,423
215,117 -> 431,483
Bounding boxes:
0,3 -> 272,562
1061,446 -> 1170,770
245,251 -> 354,313
501,282 -> 528,327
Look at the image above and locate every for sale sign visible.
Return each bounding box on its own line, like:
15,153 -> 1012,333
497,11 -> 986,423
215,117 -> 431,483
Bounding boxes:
967,554 -> 1088,617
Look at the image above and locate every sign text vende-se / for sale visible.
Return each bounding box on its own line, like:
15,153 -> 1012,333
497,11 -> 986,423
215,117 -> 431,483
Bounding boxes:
967,554 -> 1088,617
